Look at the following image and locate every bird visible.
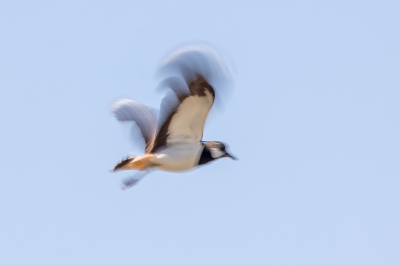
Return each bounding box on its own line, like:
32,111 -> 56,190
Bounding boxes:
110,45 -> 236,189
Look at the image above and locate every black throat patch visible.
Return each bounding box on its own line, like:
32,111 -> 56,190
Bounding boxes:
198,143 -> 216,165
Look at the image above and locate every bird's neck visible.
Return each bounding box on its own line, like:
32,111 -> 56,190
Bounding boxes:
198,144 -> 216,165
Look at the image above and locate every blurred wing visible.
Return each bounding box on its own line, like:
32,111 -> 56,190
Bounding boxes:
150,76 -> 215,152
150,45 -> 231,153
121,170 -> 151,190
111,98 -> 158,153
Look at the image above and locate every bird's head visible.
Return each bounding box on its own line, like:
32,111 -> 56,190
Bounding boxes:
206,141 -> 237,160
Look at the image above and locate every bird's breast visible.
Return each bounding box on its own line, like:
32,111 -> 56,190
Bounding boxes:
150,143 -> 204,172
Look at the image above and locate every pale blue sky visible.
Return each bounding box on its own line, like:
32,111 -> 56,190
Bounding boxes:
1,1 -> 399,265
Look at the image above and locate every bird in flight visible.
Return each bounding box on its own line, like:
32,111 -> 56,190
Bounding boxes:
111,45 -> 236,189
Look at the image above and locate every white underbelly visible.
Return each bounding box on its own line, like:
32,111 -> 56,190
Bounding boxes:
150,143 -> 203,172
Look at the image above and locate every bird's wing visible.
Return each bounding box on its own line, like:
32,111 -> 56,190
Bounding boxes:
150,76 -> 215,152
111,98 -> 158,153
149,45 -> 231,153
122,170 -> 151,190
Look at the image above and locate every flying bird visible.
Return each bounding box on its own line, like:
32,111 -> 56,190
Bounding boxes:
111,45 -> 236,189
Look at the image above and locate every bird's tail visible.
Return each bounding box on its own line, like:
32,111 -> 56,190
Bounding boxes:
112,157 -> 136,172
112,154 -> 155,171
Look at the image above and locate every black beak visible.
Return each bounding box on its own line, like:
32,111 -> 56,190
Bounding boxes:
224,152 -> 237,160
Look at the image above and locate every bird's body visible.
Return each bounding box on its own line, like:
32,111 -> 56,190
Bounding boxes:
114,143 -> 203,172
152,143 -> 204,172
111,45 -> 235,188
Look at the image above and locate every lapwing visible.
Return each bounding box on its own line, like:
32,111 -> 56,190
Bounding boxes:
111,45 -> 236,189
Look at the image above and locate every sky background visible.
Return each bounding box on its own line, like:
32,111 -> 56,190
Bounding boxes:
1,0 -> 399,265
